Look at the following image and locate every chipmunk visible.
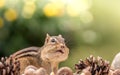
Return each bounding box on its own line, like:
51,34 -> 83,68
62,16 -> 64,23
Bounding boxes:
7,34 -> 69,75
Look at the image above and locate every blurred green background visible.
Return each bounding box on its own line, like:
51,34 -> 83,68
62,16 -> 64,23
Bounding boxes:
0,0 -> 120,70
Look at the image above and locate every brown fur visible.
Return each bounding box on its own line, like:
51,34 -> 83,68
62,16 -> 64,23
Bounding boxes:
8,34 -> 69,74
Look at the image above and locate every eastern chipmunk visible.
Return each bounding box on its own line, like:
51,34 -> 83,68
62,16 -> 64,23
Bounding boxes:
7,34 -> 69,75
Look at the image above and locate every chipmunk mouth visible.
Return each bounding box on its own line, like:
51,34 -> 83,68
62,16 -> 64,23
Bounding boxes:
56,50 -> 64,54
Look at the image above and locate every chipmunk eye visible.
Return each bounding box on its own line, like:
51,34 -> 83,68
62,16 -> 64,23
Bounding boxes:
51,38 -> 56,43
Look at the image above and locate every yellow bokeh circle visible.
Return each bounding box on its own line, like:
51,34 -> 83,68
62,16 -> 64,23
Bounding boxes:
80,11 -> 94,23
22,2 -> 36,19
66,0 -> 92,17
4,8 -> 17,21
66,4 -> 80,17
43,2 -> 64,17
0,0 -> 5,8
23,0 -> 36,3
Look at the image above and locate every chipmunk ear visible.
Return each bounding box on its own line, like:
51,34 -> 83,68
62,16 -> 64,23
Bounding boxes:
45,33 -> 51,44
46,33 -> 50,37
58,34 -> 62,38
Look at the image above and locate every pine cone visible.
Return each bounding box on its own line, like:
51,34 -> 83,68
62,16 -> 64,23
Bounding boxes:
75,55 -> 110,75
112,69 -> 120,75
109,69 -> 120,75
0,56 -> 20,75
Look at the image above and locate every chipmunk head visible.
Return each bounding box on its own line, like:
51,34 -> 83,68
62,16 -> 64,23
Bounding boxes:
41,34 -> 69,63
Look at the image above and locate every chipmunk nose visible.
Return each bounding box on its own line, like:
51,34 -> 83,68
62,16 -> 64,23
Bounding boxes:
60,44 -> 65,48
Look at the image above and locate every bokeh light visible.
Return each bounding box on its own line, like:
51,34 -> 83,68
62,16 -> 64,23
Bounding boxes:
66,0 -> 92,17
43,2 -> 64,17
80,11 -> 94,24
4,8 -> 17,21
23,0 -> 36,3
0,0 -> 6,8
22,1 -> 36,19
82,30 -> 97,44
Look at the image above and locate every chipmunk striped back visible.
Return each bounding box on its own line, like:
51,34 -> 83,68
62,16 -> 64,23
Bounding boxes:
11,47 -> 40,59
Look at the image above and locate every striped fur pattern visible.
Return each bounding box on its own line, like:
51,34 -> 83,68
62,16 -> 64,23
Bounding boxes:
12,47 -> 40,59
